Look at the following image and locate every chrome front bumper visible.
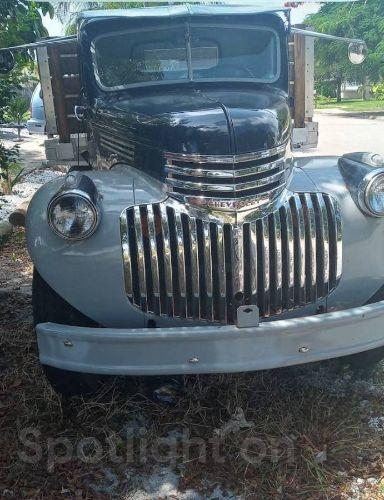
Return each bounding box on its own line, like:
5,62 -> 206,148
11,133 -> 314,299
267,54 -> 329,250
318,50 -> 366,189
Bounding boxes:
36,300 -> 384,376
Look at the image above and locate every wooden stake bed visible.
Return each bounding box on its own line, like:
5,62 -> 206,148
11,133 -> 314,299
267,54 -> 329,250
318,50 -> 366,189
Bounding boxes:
290,27 -> 318,149
45,41 -> 86,143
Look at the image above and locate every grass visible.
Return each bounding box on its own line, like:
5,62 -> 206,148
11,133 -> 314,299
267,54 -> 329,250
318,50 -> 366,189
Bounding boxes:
316,98 -> 384,112
2,230 -> 384,498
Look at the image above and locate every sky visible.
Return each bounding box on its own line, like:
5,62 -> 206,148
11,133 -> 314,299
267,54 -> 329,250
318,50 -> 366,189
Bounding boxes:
42,3 -> 320,36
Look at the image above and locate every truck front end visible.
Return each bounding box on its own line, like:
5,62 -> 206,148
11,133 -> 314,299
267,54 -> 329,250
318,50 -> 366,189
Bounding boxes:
20,6 -> 384,391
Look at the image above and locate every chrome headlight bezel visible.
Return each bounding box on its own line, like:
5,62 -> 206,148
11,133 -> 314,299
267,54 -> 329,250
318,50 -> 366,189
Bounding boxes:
47,174 -> 101,241
357,168 -> 384,217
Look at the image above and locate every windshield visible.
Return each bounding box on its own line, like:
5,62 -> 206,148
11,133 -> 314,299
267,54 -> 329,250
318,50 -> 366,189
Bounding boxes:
92,24 -> 280,90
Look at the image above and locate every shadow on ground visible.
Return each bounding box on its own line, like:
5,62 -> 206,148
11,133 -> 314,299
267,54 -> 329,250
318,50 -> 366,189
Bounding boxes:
317,109 -> 384,120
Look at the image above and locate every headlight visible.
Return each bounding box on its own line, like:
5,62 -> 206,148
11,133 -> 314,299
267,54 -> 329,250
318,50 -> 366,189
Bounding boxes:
358,169 -> 384,217
48,174 -> 100,240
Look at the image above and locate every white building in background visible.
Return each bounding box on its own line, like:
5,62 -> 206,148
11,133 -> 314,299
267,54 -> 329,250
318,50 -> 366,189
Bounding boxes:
341,81 -> 361,99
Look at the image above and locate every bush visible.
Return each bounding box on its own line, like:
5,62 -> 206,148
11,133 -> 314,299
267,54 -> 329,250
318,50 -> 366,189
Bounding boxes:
315,94 -> 334,105
371,82 -> 384,100
315,80 -> 338,99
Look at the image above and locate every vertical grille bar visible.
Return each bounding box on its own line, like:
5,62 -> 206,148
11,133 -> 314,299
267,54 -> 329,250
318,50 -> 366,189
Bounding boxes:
302,194 -> 317,302
312,193 -> 329,297
203,221 -> 214,321
122,193 -> 342,324
249,221 -> 258,305
216,223 -> 227,323
160,204 -> 174,315
297,196 -> 307,304
291,195 -> 306,305
147,205 -> 161,314
325,196 -> 337,288
232,225 -> 244,309
175,211 -> 187,317
317,193 -> 330,294
261,217 -> 270,317
272,210 -> 283,313
328,195 -> 343,282
189,217 -> 200,319
133,206 -> 147,311
224,224 -> 234,324
284,204 -> 295,309
121,212 -> 133,299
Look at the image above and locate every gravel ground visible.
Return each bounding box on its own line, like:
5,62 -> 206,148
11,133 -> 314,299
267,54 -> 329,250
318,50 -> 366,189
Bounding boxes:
0,127 -> 63,223
0,168 -> 63,222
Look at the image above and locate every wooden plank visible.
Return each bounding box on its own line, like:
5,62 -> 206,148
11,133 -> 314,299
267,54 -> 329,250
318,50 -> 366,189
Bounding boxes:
288,36 -> 295,119
304,36 -> 315,119
59,54 -> 80,74
48,44 -> 71,142
293,33 -> 306,129
62,77 -> 82,95
36,46 -> 57,136
65,95 -> 82,115
54,42 -> 81,55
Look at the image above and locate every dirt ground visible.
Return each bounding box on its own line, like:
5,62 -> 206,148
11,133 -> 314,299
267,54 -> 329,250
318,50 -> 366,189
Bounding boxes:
2,116 -> 384,498
0,127 -> 46,173
2,230 -> 384,498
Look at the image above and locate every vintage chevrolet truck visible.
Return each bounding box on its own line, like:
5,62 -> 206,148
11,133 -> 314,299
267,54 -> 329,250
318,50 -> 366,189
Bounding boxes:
1,4 -> 384,395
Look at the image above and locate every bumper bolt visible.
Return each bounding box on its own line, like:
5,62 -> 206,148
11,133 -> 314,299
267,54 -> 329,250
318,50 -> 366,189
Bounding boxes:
188,356 -> 199,364
298,346 -> 310,354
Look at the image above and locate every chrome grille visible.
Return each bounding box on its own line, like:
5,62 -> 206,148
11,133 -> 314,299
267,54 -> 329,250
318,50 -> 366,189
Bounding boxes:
121,192 -> 342,324
165,143 -> 292,210
97,128 -> 135,164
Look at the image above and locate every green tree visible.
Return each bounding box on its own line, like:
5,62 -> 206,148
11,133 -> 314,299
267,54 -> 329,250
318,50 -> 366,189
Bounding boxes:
0,2 -> 53,183
0,1 -> 54,105
0,1 -> 54,48
307,0 -> 384,101
55,2 -> 152,34
4,96 -> 30,140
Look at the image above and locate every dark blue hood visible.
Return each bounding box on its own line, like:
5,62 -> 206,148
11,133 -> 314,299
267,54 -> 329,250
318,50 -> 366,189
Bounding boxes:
92,85 -> 290,160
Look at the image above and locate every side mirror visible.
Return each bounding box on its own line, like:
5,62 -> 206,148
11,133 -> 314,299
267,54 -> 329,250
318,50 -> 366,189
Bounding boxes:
348,42 -> 367,65
0,50 -> 15,74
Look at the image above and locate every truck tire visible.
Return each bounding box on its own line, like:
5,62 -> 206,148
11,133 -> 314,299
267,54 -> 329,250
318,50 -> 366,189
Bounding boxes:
32,268 -> 110,397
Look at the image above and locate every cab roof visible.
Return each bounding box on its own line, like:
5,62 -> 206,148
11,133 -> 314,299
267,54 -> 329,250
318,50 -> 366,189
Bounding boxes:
78,4 -> 288,22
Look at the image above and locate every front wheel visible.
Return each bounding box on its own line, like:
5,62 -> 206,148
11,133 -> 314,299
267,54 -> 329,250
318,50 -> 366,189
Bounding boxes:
33,269 -> 111,396
338,347 -> 384,376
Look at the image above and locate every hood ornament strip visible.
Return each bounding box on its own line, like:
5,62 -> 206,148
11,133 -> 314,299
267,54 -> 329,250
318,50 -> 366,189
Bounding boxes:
164,142 -> 288,164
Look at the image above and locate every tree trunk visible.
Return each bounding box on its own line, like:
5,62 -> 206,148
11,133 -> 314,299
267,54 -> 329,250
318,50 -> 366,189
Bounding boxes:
363,76 -> 370,101
336,78 -> 342,103
9,198 -> 31,227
